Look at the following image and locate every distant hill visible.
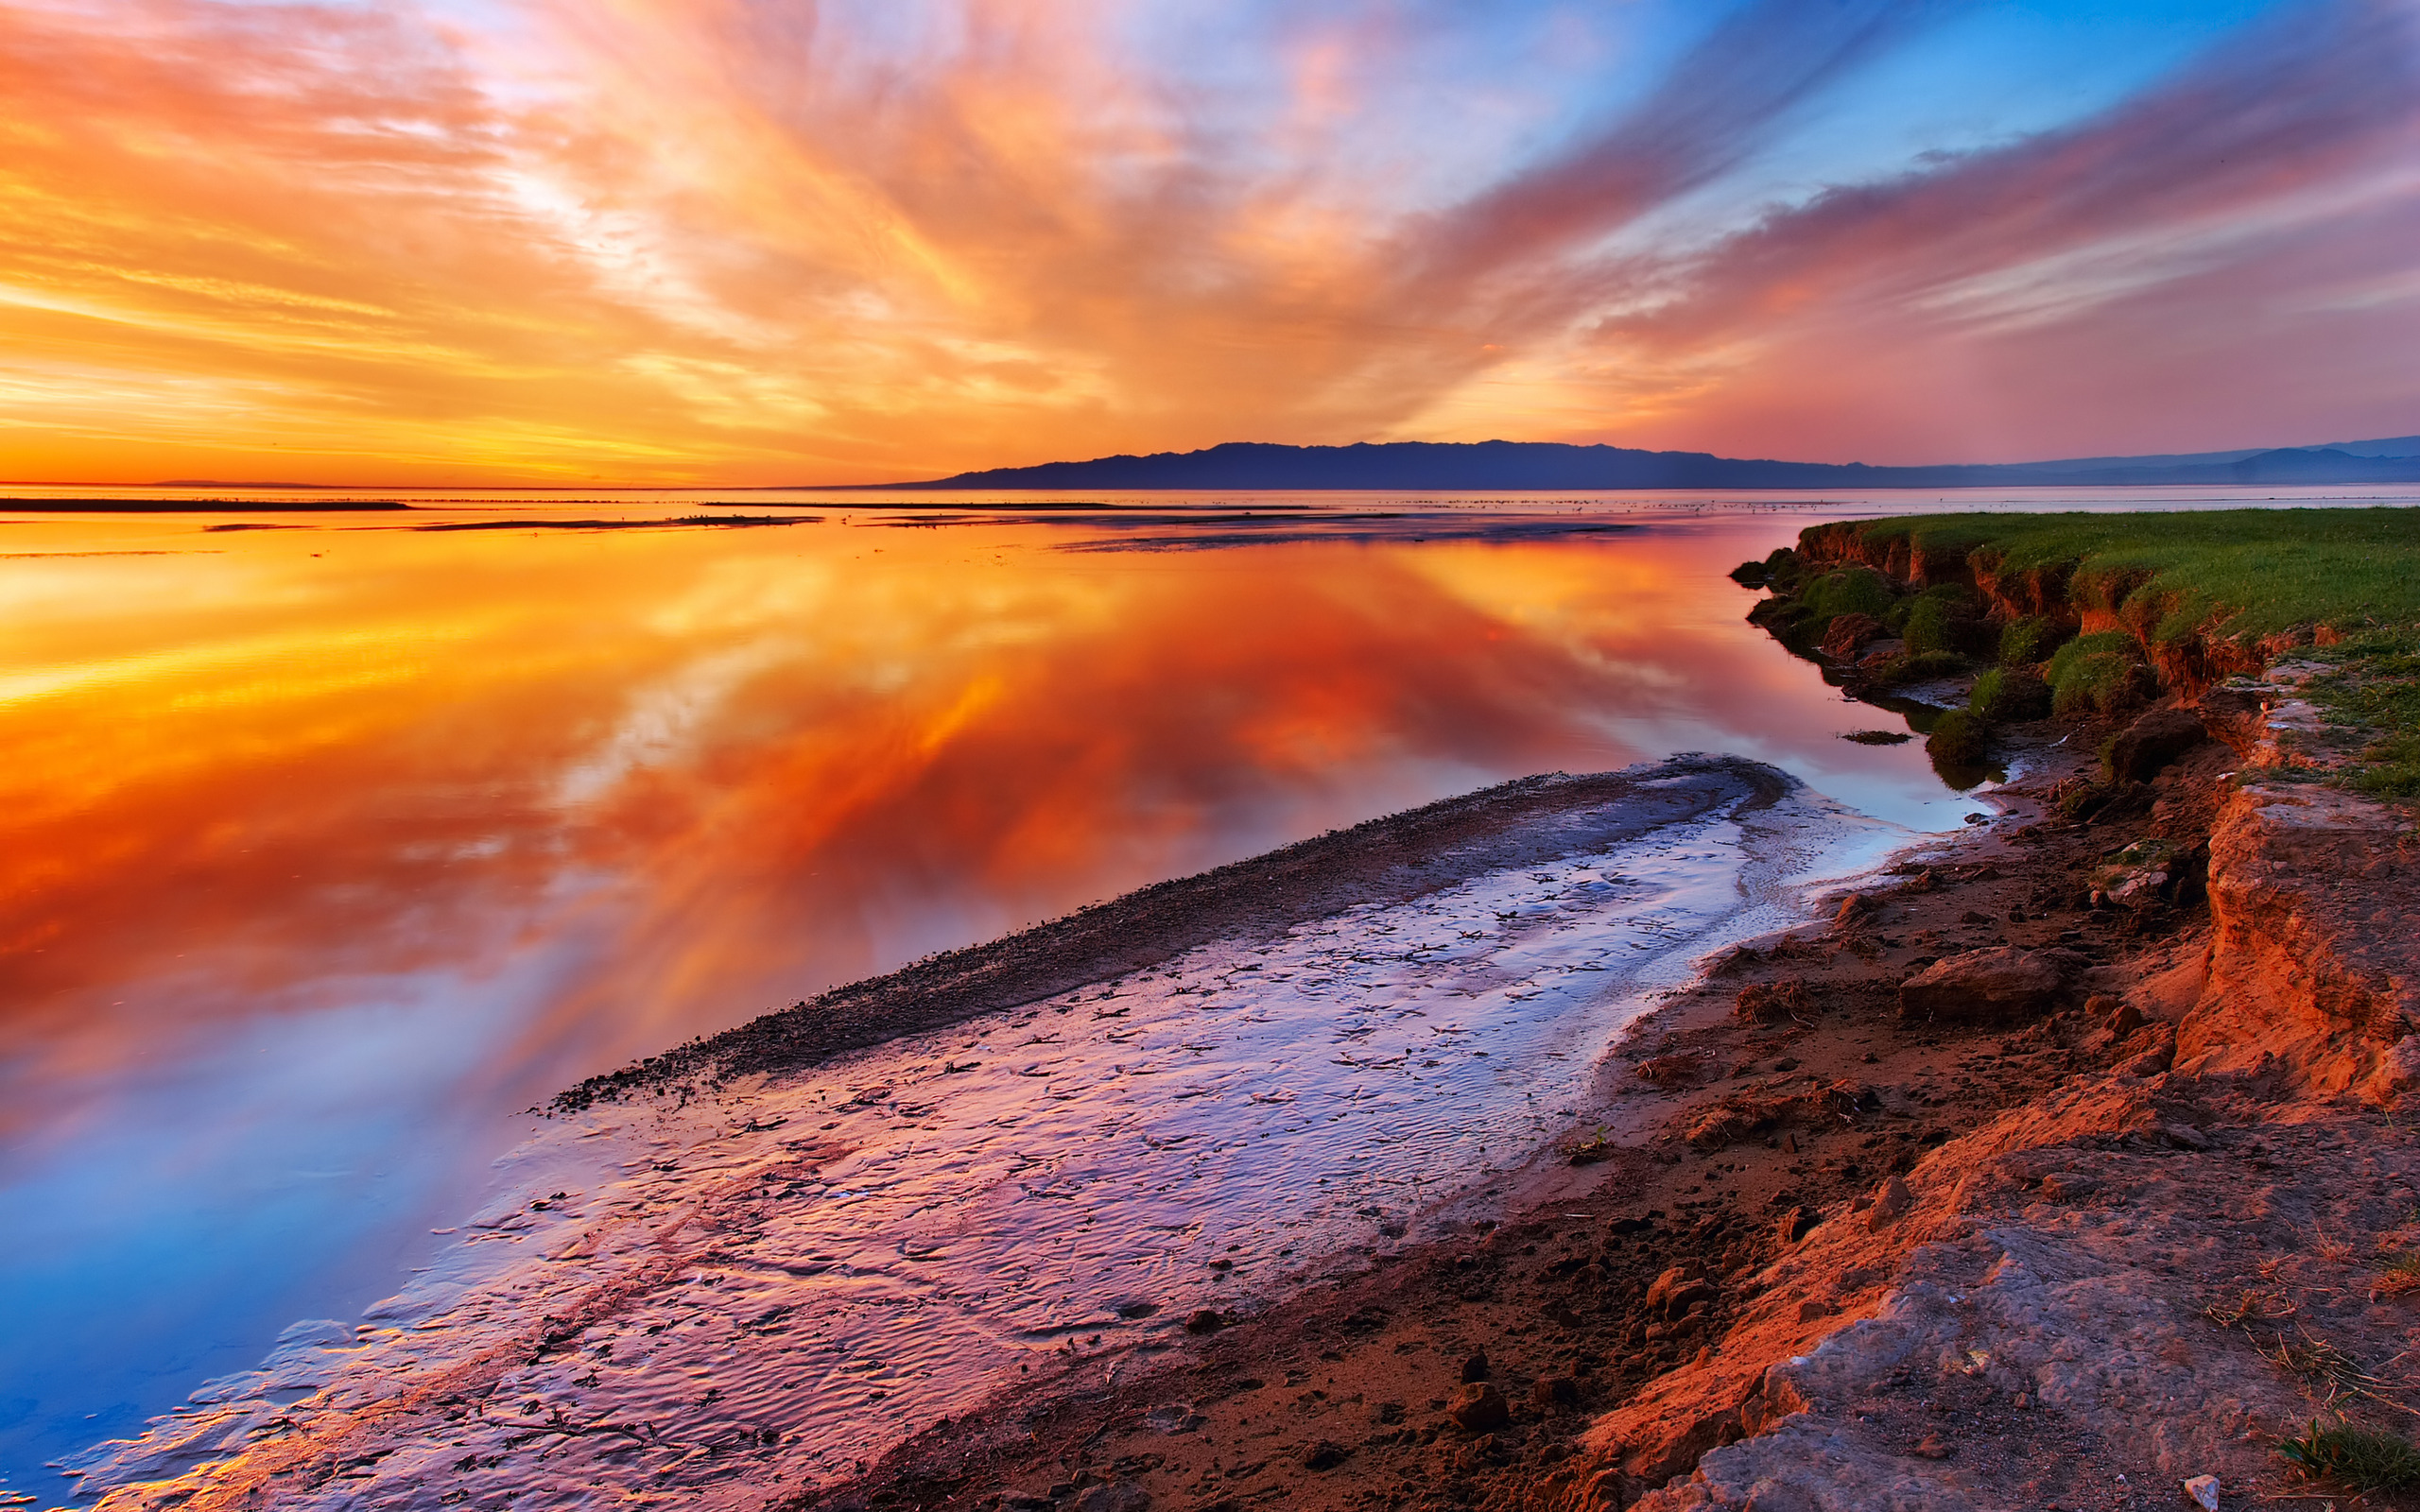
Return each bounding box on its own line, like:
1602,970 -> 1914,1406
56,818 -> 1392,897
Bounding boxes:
838,436 -> 2420,491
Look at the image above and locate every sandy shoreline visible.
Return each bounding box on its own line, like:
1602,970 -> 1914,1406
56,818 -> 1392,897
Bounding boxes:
559,757 -> 1810,1108
63,755 -> 1915,1511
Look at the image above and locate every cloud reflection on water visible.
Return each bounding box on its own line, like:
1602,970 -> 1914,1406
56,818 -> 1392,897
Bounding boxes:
0,506 -> 1958,1485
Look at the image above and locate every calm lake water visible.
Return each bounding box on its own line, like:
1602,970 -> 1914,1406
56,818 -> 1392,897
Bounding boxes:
1,484 -> 2405,1495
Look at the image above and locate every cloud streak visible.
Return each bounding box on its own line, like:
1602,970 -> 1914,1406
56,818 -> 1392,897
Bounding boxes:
0,0 -> 2411,480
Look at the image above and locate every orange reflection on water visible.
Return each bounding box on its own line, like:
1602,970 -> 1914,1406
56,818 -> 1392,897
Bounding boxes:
1,512 -> 1954,1133
2,503 -> 1979,1480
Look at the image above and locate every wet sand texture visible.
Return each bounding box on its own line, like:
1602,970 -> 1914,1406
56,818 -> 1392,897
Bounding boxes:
72,754 -> 1902,1508
561,756 -> 1796,1108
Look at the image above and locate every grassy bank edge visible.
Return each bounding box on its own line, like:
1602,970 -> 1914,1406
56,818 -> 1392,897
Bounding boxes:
1739,507 -> 2420,795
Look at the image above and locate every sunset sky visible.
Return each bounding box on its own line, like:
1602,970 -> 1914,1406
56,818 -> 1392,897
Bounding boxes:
2,0 -> 2415,485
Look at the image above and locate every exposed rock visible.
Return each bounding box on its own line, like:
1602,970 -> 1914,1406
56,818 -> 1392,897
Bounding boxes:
1864,1175 -> 1913,1229
1533,1376 -> 1582,1409
2103,706 -> 2208,783
1075,1481 -> 1153,1512
1450,1383 -> 1511,1432
1298,1439 -> 1349,1471
1460,1349 -> 1491,1383
1646,1267 -> 1717,1319
1898,947 -> 2085,1024
2183,783 -> 2418,1098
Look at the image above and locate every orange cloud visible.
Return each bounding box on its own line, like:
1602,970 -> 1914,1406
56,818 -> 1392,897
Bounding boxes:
0,0 -> 2412,482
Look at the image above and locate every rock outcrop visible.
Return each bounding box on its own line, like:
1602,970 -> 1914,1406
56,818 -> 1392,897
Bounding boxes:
1897,947 -> 2086,1024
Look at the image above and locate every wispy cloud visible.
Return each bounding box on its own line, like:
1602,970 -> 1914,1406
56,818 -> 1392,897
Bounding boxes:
0,0 -> 2410,480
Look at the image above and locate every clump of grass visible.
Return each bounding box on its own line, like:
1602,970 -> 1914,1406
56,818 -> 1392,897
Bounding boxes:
1867,649 -> 1969,686
1897,584 -> 1988,657
1841,729 -> 1913,746
2047,631 -> 2147,718
1970,666 -> 2051,722
1927,708 -> 1989,765
1820,509 -> 2420,795
2276,1419 -> 2420,1492
2203,1289 -> 2292,1329
1997,615 -> 2067,667
1800,566 -> 1894,624
2376,1251 -> 2420,1299
2259,1330 -> 2373,1395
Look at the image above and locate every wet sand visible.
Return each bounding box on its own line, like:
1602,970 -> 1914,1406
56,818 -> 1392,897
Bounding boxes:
61,756 -> 1908,1509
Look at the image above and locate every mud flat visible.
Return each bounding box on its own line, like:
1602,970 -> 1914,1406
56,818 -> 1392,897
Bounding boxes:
59,757 -> 1906,1511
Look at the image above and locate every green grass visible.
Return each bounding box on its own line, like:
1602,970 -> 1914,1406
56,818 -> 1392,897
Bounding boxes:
2307,629 -> 2420,797
2045,631 -> 2145,718
1926,708 -> 1989,765
1997,615 -> 2067,666
2276,1419 -> 2420,1492
1799,565 -> 1894,624
1837,508 -> 2420,644
1793,508 -> 2420,796
1970,667 -> 2051,722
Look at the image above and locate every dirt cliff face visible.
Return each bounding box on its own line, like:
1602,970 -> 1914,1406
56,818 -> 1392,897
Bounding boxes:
2187,782 -> 2418,1099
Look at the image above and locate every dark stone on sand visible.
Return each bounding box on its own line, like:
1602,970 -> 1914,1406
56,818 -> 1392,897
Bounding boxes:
1299,1440 -> 1350,1471
1448,1383 -> 1511,1432
1644,1266 -> 1716,1320
1459,1349 -> 1491,1383
1898,946 -> 2087,1024
1184,1309 -> 1224,1335
1531,1376 -> 1582,1409
1075,1483 -> 1153,1512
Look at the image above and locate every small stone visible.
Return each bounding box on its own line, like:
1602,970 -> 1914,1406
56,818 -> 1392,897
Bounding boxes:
1459,1349 -> 1491,1383
2039,1173 -> 2101,1203
1530,1376 -> 1581,1409
1776,1205 -> 1824,1244
1184,1309 -> 1224,1334
1448,1383 -> 1510,1432
2182,1473 -> 2221,1510
1644,1266 -> 1717,1318
1866,1176 -> 1913,1228
1299,1439 -> 1349,1471
1910,1433 -> 1954,1459
1898,947 -> 2085,1024
1074,1482 -> 1152,1512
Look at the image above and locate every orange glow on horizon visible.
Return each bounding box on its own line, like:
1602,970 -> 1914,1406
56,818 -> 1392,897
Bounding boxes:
1,1 -> 2414,484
